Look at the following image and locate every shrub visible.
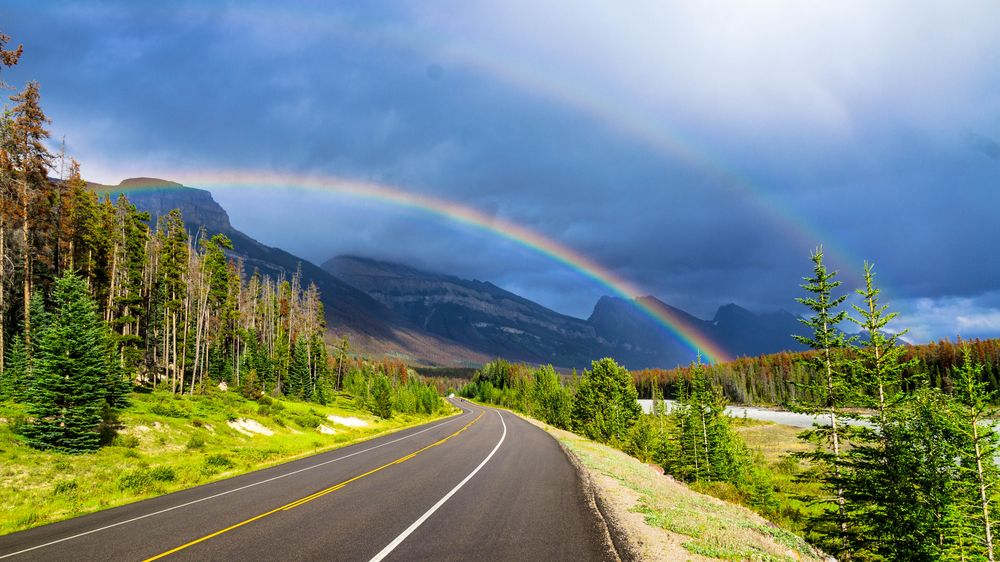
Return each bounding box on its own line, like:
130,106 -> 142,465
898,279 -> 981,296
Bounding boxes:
53,480 -> 78,496
293,413 -> 321,429
7,414 -> 27,435
117,469 -> 153,493
111,434 -> 140,448
186,435 -> 205,450
150,401 -> 189,419
148,466 -> 176,482
203,454 -> 234,470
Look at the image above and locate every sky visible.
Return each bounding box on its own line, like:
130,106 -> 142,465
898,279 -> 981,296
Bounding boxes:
3,0 -> 1000,343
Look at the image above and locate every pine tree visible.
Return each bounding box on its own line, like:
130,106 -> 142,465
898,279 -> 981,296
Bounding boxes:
156,210 -> 188,392
22,273 -> 110,453
0,35 -> 21,372
791,247 -> 853,557
286,338 -> 310,398
0,333 -> 28,400
371,372 -> 393,419
8,81 -> 52,350
945,346 -> 999,561
842,262 -> 918,558
334,335 -> 350,391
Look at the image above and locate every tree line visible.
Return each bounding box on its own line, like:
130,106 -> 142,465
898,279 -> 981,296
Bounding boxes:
633,335 -> 1000,407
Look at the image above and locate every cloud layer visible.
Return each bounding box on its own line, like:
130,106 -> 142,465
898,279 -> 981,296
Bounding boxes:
4,0 -> 999,340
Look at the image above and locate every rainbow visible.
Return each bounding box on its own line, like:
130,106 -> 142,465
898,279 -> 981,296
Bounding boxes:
438,42 -> 869,284
113,171 -> 732,364
198,12 -> 866,282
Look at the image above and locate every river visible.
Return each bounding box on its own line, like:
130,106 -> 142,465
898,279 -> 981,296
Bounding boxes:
637,399 -> 859,428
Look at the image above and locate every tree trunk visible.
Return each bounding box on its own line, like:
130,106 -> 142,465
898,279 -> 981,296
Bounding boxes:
0,218 -> 5,374
824,339 -> 848,551
105,240 -> 119,324
973,420 -> 996,562
21,179 -> 30,348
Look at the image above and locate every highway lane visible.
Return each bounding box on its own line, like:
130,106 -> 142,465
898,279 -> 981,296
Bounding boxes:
0,400 -> 614,561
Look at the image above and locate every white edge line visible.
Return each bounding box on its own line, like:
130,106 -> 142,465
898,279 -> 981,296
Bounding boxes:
368,410 -> 507,562
0,410 -> 471,560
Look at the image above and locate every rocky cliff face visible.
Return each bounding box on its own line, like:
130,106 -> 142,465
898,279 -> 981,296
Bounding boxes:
111,178 -> 233,233
324,255 -> 602,365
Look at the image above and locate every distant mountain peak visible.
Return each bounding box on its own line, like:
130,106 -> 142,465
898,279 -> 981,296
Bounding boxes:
713,303 -> 756,324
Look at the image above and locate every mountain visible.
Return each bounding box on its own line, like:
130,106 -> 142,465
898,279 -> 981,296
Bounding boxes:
92,179 -> 490,366
325,256 -> 809,369
711,304 -> 808,358
588,296 -> 809,366
323,255 -> 604,366
587,295 -> 710,367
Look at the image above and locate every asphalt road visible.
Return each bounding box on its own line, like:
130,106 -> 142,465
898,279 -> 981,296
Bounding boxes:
0,400 -> 615,561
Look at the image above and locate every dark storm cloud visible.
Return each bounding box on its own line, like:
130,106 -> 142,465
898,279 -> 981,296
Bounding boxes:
4,0 -> 1000,339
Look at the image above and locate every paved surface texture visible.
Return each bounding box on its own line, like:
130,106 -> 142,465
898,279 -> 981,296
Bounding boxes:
0,400 -> 613,561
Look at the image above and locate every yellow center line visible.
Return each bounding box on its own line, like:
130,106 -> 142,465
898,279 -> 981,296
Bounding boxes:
143,411 -> 484,561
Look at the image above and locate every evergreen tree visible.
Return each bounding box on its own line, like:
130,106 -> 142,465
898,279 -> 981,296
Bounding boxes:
668,364 -> 744,476
22,273 -> 110,453
0,333 -> 28,400
286,338 -> 310,398
945,346 -> 999,561
791,247 -> 853,557
874,387 -> 961,561
8,80 -> 52,350
842,262 -> 918,559
371,372 -> 393,419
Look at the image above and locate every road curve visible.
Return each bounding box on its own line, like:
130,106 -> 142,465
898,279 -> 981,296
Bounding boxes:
0,400 -> 614,561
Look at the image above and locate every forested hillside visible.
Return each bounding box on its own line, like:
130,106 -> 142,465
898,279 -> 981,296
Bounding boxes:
633,337 -> 1000,406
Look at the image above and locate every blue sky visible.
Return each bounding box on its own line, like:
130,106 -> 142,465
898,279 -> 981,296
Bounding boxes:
4,0 -> 1000,342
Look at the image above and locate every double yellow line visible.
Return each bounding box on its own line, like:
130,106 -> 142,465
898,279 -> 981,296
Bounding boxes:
144,411 -> 484,561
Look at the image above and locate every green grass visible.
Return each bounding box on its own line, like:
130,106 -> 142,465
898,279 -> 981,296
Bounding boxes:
550,426 -> 823,561
0,389 -> 456,535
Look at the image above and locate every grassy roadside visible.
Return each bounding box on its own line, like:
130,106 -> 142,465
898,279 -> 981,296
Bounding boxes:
0,389 -> 457,535
508,409 -> 824,562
